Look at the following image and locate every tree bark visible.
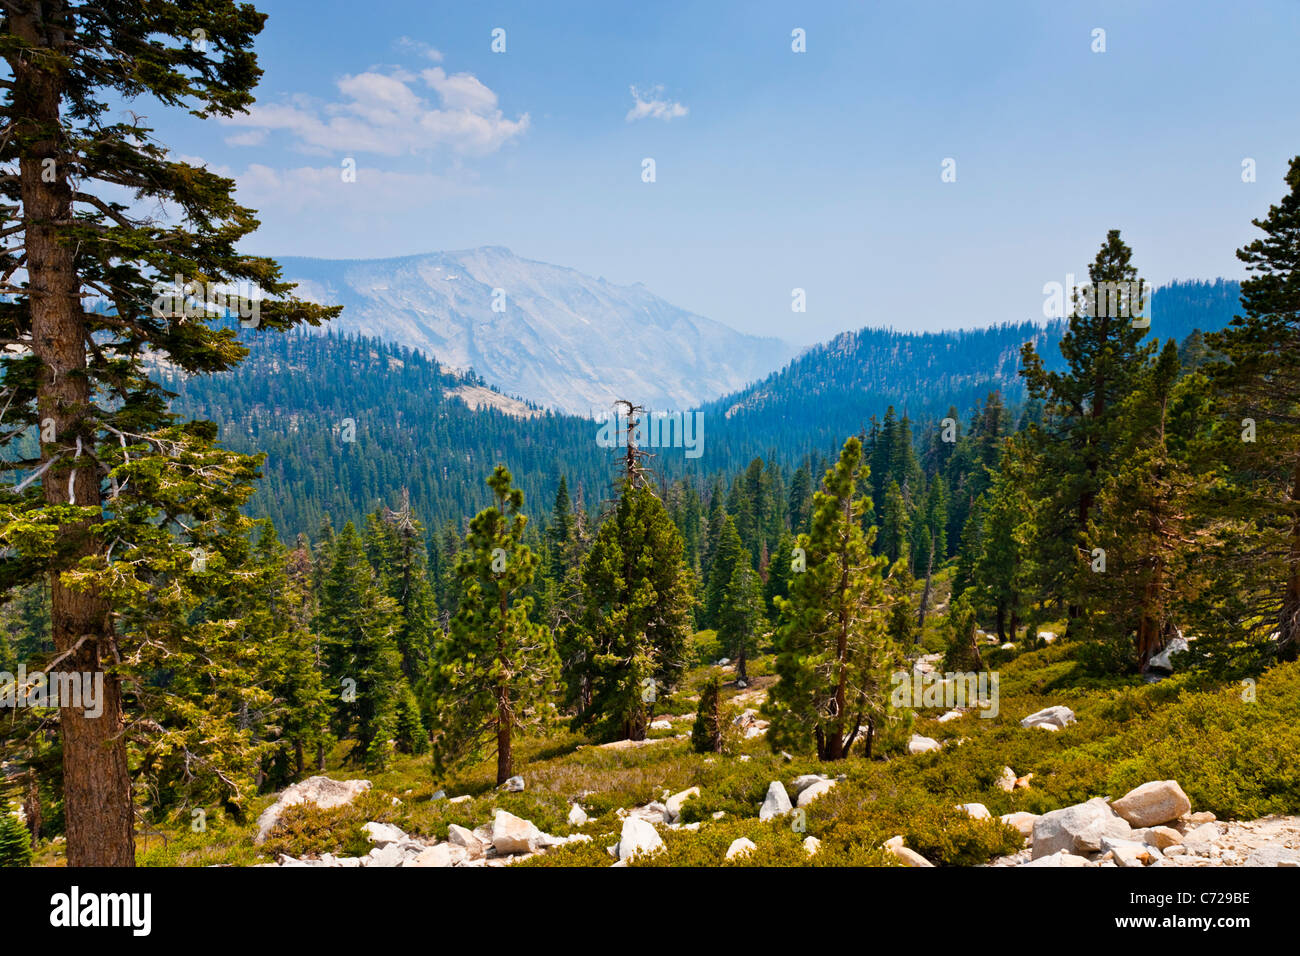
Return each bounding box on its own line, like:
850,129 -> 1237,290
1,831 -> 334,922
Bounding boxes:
14,6 -> 135,867
1279,455 -> 1300,662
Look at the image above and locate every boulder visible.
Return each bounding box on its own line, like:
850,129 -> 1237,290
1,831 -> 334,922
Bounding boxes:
1101,836 -> 1157,868
617,816 -> 664,861
491,809 -> 542,855
803,836 -> 822,857
407,843 -> 457,868
937,710 -> 964,723
1022,849 -> 1088,867
628,801 -> 670,824
1142,826 -> 1183,850
1146,636 -> 1189,673
791,774 -> 828,795
1110,780 -> 1192,828
908,734 -> 942,754
503,775 -> 526,792
957,802 -> 991,820
361,821 -> 407,846
1031,797 -> 1132,859
725,837 -> 757,861
1182,822 -> 1220,845
664,787 -> 700,823
797,779 -> 837,808
366,842 -> 405,867
254,775 -> 372,845
567,803 -> 589,827
447,823 -> 487,859
1020,705 -> 1076,730
1000,811 -> 1039,839
759,781 -> 793,821
888,843 -> 934,867
649,719 -> 672,731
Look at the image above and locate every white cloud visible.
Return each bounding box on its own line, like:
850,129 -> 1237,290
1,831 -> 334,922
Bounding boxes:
223,63 -> 527,157
234,163 -> 481,215
625,84 -> 688,122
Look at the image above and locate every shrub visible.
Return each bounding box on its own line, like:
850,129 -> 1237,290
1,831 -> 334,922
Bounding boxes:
0,811 -> 33,867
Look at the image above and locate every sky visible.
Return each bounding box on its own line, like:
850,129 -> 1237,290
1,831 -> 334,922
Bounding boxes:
149,0 -> 1300,345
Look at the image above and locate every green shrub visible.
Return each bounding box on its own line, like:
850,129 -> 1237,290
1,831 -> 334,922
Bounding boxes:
0,811 -> 33,867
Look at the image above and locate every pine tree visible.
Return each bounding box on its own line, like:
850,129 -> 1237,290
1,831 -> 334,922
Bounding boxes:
0,0 -> 337,866
425,466 -> 555,784
1019,231 -> 1156,630
718,560 -> 765,684
1205,156 -> 1300,661
691,675 -> 724,754
703,515 -> 745,629
879,479 -> 912,566
575,483 -> 693,742
764,437 -> 894,760
317,522 -> 403,770
0,809 -> 33,867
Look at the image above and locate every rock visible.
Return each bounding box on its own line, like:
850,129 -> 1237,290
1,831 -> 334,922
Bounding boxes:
1000,811 -> 1039,839
1110,780 -> 1192,828
1245,845 -> 1300,867
797,779 -> 837,808
629,801 -> 670,824
367,842 -> 405,867
1031,797 -> 1132,859
649,719 -> 672,731
447,823 -> 487,859
888,843 -> 934,867
447,794 -> 472,804
664,787 -> 700,823
617,817 -> 664,861
1143,826 -> 1183,850
429,789 -> 446,801
908,734 -> 941,754
717,658 -> 730,666
996,767 -> 1017,792
567,803 -> 589,827
361,821 -> 407,846
1015,773 -> 1034,790
803,836 -> 822,857
1185,810 -> 1217,825
1000,642 -> 1015,651
958,802 -> 991,820
1020,705 -> 1076,730
791,774 -> 827,795
1183,822 -> 1220,845
759,781 -> 793,821
491,809 -> 542,855
407,843 -> 456,867
1039,631 -> 1057,644
1146,636 -> 1189,673
937,710 -> 964,723
725,837 -> 757,861
254,775 -> 372,845
712,811 -> 726,820
502,775 -> 525,792
1101,835 -> 1157,867
1022,849 -> 1088,867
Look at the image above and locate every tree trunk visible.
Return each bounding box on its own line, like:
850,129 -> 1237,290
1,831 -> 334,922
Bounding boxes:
15,9 -> 135,866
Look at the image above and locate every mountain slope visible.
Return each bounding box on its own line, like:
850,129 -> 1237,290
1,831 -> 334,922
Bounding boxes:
276,247 -> 794,415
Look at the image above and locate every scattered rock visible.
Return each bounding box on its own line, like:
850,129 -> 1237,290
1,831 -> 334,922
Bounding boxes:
797,779 -> 837,808
1020,705 -> 1076,730
447,823 -> 486,859
362,821 -> 407,846
649,719 -> 672,731
1032,797 -> 1132,859
803,836 -> 822,857
617,817 -> 664,861
491,809 -> 541,855
726,837 -> 757,861
567,803 -> 589,827
255,776 -> 372,845
957,802 -> 991,820
759,781 -> 793,821
937,710 -> 964,723
1023,849 -> 1088,867
1110,780 -> 1192,828
791,774 -> 827,795
502,775 -> 525,792
1143,826 -> 1183,850
407,843 -> 457,867
908,734 -> 942,754
665,787 -> 700,823
1000,811 -> 1039,839
996,767 -> 1017,793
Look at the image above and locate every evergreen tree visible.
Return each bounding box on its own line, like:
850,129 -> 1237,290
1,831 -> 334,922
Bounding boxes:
691,675 -> 724,754
1205,156 -> 1300,661
879,479 -> 912,566
574,484 -> 693,742
718,560 -> 765,684
764,437 -> 894,760
425,466 -> 554,785
317,522 -> 403,770
0,0 -> 336,865
703,515 -> 745,629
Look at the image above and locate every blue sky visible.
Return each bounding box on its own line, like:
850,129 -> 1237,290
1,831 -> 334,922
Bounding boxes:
154,0 -> 1300,344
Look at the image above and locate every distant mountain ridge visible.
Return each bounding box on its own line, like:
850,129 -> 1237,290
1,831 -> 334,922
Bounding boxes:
276,246 -> 794,416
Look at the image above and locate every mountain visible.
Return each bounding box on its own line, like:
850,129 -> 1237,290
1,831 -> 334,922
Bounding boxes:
697,279 -> 1244,473
275,247 -> 794,416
